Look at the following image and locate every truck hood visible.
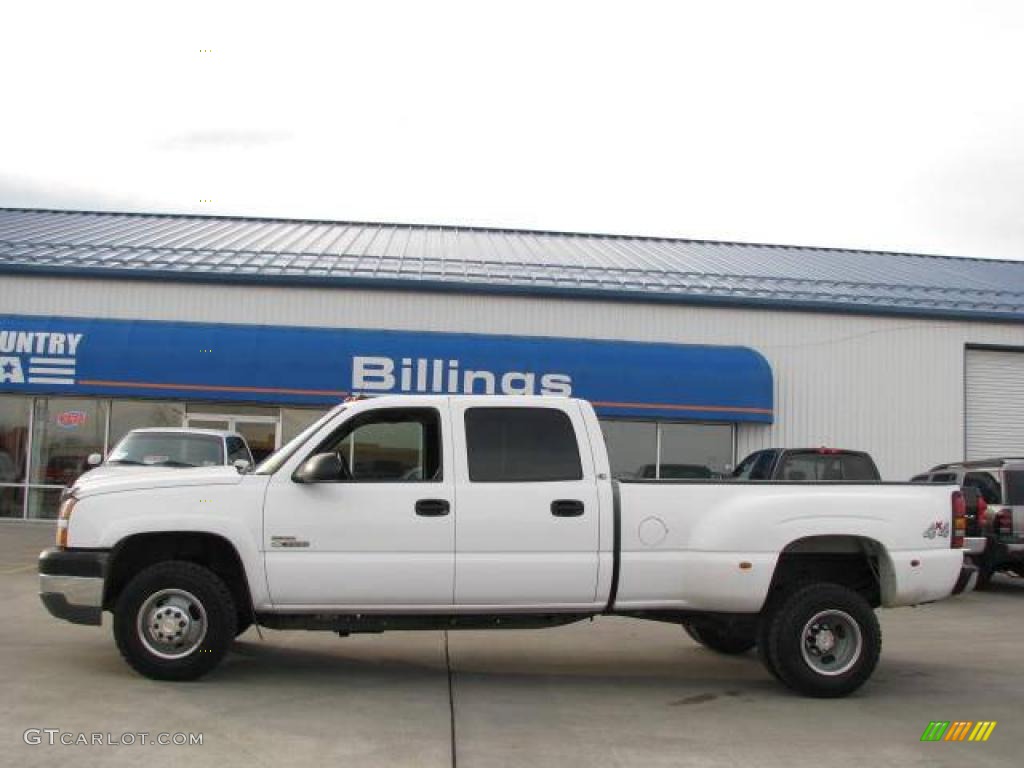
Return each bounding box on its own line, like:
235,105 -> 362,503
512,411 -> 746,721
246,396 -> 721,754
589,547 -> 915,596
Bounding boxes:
71,465 -> 246,499
78,465 -> 189,482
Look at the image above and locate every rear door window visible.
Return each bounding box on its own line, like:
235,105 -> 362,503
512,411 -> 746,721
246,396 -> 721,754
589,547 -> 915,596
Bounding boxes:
465,407 -> 583,482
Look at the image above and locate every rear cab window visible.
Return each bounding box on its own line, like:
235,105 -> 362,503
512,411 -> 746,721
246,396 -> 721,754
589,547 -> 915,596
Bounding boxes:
776,451 -> 880,481
464,407 -> 583,482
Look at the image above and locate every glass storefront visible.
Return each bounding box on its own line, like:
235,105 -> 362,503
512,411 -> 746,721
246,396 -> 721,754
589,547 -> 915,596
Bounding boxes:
30,398 -> 108,488
109,400 -> 186,446
0,394 -> 326,519
282,407 -> 325,443
599,419 -> 734,479
0,396 -> 30,518
0,394 -> 735,519
0,485 -> 24,519
0,396 -> 30,485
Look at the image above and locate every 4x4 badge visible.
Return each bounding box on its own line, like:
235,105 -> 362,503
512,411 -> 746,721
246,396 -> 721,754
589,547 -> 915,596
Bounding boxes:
923,521 -> 950,539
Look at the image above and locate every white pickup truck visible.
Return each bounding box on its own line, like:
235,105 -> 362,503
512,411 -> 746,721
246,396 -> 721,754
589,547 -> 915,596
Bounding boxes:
39,395 -> 976,697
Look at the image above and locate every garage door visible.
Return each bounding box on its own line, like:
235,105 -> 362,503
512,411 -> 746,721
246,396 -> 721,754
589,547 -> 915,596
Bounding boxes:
966,348 -> 1024,459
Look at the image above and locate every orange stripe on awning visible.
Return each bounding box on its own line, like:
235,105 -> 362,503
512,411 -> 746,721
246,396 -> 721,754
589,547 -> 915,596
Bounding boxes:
591,399 -> 773,415
79,379 -> 349,398
76,381 -> 771,415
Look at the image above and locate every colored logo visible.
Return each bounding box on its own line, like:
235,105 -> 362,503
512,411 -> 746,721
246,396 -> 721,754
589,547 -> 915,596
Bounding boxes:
922,521 -> 951,539
921,721 -> 996,742
55,410 -> 88,429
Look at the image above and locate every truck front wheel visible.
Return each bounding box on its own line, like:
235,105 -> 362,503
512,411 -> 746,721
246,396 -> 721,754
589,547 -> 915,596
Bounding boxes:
113,561 -> 237,681
762,583 -> 880,698
683,622 -> 756,654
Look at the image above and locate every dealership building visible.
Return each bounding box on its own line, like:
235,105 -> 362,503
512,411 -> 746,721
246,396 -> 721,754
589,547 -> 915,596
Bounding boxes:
1,207 -> 1022,519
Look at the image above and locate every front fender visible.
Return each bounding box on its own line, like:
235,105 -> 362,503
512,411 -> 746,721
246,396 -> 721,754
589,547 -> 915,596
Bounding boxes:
67,477 -> 270,607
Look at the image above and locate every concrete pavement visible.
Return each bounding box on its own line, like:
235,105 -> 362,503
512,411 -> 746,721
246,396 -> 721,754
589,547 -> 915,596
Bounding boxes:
2,520 -> 1021,767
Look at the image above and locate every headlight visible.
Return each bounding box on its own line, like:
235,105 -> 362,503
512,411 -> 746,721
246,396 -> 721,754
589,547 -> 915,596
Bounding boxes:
56,495 -> 78,548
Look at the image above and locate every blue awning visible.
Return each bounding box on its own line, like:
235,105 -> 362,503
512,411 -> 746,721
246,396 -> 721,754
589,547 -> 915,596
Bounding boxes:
0,315 -> 773,423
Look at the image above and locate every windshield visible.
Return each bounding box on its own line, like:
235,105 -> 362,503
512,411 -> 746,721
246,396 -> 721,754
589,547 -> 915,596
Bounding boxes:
107,432 -> 224,468
255,405 -> 345,475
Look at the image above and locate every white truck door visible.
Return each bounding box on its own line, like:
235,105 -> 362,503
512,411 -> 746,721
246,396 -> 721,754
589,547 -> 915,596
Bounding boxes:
450,399 -> 602,610
262,403 -> 455,608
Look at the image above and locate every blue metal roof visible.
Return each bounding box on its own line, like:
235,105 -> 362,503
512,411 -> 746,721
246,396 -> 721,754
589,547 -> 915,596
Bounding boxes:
1,207 -> 1022,322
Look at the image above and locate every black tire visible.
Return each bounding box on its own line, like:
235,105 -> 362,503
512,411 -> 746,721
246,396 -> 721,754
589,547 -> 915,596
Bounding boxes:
763,583 -> 880,698
756,616 -> 782,681
235,617 -> 253,638
114,561 -> 237,681
684,622 -> 756,655
975,564 -> 995,590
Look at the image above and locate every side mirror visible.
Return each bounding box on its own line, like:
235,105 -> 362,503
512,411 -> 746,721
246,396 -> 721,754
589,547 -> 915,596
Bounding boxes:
86,453 -> 102,467
293,452 -> 350,484
232,459 -> 251,474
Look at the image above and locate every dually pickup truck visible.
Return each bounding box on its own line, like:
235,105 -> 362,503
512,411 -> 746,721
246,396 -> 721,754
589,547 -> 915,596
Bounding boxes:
39,395 -> 976,697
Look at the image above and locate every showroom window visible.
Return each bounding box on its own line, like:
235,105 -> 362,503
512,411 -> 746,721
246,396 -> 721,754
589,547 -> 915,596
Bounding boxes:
282,407 -> 326,443
600,419 -> 733,479
0,396 -> 30,518
109,400 -> 185,447
0,394 -> 324,519
601,420 -> 657,480
28,398 -> 108,519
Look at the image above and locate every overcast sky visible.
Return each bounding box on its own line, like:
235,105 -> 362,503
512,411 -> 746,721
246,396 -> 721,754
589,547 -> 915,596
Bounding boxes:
2,1 -> 1023,261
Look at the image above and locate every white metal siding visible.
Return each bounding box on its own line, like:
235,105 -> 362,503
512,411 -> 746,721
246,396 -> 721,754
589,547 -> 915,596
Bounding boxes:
3,274 -> 1024,480
965,348 -> 1024,459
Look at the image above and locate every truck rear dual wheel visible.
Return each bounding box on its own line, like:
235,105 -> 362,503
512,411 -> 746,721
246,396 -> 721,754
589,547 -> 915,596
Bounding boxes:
684,622 -> 756,654
761,583 -> 881,698
113,561 -> 237,681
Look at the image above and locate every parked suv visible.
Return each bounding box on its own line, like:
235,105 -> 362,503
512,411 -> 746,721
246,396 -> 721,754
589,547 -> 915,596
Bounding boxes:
911,459 -> 1024,587
732,448 -> 881,482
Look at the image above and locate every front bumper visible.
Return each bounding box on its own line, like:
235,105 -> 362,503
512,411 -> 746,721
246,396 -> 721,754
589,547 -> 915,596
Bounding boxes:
38,548 -> 108,626
952,562 -> 978,596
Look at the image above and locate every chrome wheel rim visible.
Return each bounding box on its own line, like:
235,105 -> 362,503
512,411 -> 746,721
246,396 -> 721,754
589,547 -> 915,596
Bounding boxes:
800,609 -> 862,676
137,588 -> 208,660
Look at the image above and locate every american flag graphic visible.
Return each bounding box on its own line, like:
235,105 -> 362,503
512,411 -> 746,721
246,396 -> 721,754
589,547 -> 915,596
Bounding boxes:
26,356 -> 76,385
